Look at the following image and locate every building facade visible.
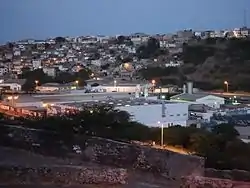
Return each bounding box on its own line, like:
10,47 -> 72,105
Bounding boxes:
117,102 -> 189,127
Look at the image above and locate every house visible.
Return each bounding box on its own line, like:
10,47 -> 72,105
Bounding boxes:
32,59 -> 42,69
43,67 -> 57,77
170,82 -> 225,109
13,49 -> 21,56
0,66 -> 9,76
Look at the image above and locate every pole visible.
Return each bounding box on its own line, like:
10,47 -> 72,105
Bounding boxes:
161,123 -> 164,147
161,100 -> 166,147
226,84 -> 228,93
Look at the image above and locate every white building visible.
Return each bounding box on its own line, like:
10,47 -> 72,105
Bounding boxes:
32,59 -> 42,70
117,102 -> 189,127
170,82 -> 225,109
91,85 -> 137,93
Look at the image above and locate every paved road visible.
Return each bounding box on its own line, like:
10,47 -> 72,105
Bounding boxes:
210,92 -> 250,98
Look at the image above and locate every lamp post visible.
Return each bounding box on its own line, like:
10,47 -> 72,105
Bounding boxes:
152,80 -> 156,93
224,81 -> 229,93
8,95 -> 19,107
35,80 -> 39,87
158,121 -> 164,147
160,100 -> 166,147
35,80 -> 39,92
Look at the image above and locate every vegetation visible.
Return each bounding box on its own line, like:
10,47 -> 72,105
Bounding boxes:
2,106 -> 249,172
139,38 -> 250,91
181,38 -> 250,91
136,37 -> 169,59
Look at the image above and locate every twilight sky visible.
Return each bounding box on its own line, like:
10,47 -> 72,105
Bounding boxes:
0,0 -> 249,43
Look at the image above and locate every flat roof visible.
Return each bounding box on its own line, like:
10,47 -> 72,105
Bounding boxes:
62,98 -> 181,108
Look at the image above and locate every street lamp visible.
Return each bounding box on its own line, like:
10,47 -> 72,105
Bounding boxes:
152,79 -> 156,86
7,95 -> 19,107
35,80 -> 39,86
224,81 -> 229,93
158,121 -> 164,147
75,80 -> 79,88
114,80 -> 117,87
152,80 -> 156,93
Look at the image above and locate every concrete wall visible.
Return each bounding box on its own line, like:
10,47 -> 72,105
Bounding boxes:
0,165 -> 127,185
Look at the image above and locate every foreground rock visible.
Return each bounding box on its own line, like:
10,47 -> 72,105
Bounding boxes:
0,165 -> 128,185
206,168 -> 250,182
181,176 -> 250,188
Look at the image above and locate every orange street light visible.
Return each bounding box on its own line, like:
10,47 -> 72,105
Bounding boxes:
35,80 -> 39,86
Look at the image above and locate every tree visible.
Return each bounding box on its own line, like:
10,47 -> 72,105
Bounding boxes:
117,35 -> 126,44
189,132 -> 218,156
55,37 -> 66,43
211,123 -> 239,140
22,80 -> 36,92
136,37 -> 160,59
21,67 -> 31,75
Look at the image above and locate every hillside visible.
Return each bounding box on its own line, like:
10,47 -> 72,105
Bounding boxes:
139,38 -> 250,91
181,38 -> 250,91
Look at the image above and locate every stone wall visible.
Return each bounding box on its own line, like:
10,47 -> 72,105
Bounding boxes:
0,165 -> 128,185
80,137 -> 204,178
1,127 -> 205,180
206,168 -> 250,181
181,176 -> 250,188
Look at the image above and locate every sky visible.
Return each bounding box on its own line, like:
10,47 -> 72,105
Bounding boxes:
0,0 -> 249,43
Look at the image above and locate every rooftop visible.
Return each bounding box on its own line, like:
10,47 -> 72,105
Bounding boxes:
170,92 -> 225,102
170,93 -> 209,101
63,98 -> 181,108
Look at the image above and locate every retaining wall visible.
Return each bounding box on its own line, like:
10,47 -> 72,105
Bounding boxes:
0,165 -> 128,185
2,127 -> 205,179
181,176 -> 250,188
80,137 -> 204,178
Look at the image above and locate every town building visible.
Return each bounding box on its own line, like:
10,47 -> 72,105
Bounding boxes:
170,82 -> 225,109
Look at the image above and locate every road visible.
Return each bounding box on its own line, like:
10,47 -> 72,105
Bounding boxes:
33,92 -> 133,104
210,91 -> 250,98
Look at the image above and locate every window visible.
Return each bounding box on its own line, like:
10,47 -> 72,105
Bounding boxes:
177,114 -> 180,116
183,113 -> 187,116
